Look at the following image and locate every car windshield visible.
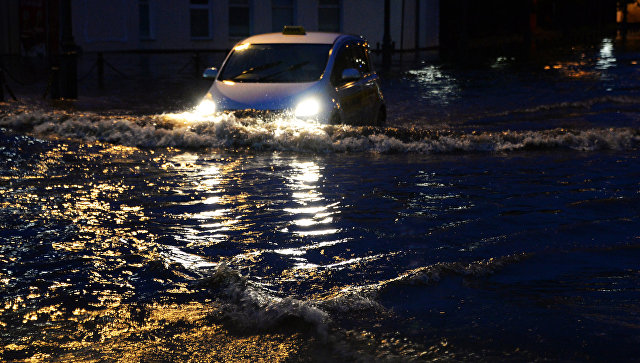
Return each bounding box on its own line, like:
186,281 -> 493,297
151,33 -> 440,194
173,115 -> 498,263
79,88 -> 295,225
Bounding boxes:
218,44 -> 332,83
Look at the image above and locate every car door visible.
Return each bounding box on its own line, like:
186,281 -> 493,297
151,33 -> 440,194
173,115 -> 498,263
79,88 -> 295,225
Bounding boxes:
352,43 -> 382,123
331,42 -> 363,125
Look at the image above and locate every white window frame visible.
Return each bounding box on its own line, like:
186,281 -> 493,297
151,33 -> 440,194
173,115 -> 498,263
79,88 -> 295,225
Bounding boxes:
229,0 -> 252,38
271,0 -> 296,32
318,0 -> 341,32
139,0 -> 155,40
190,0 -> 212,40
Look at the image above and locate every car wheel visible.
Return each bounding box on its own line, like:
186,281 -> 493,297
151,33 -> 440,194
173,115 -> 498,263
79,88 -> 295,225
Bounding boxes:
375,107 -> 386,127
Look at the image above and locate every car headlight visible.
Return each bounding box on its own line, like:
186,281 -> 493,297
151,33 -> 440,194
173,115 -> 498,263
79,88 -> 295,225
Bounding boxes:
195,99 -> 216,115
294,98 -> 320,118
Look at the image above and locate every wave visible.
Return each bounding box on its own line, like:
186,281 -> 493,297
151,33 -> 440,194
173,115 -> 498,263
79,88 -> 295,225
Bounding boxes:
197,263 -> 330,336
194,264 -> 418,361
188,260 -> 491,361
1,107 -> 638,153
348,253 -> 530,298
192,254 -> 528,331
484,94 -> 640,118
163,253 -> 529,360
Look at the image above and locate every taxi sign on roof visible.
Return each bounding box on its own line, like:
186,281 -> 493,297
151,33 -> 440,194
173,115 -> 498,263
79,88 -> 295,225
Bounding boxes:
282,26 -> 306,35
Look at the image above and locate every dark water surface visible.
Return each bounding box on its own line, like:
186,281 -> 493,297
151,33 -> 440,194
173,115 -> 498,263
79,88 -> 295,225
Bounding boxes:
1,38 -> 640,361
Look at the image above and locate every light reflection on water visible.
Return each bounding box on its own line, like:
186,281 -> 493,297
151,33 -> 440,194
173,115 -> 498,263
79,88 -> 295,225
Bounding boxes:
2,37 -> 640,361
284,160 -> 338,237
1,129 -> 639,361
538,38 -> 617,80
406,64 -> 460,105
165,153 -> 353,281
596,38 -> 616,71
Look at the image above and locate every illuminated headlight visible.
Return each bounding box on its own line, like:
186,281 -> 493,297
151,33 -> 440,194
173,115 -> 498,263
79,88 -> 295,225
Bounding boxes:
294,98 -> 320,118
195,99 -> 216,115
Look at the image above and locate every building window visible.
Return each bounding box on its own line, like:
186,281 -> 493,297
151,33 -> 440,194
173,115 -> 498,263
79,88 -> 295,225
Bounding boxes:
272,0 -> 294,32
229,0 -> 250,37
139,0 -> 154,40
190,0 -> 211,39
318,0 -> 340,32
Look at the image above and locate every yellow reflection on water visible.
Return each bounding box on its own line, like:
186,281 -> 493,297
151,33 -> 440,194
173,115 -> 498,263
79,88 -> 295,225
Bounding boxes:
3,302 -> 311,362
161,245 -> 217,270
1,143 -> 345,362
544,61 -> 596,79
164,153 -> 256,253
282,159 -> 339,238
269,158 -> 351,280
543,39 -> 616,79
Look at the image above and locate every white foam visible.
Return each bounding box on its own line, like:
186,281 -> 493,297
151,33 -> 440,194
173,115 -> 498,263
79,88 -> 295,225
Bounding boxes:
194,254 -> 528,333
319,290 -> 385,313
336,253 -> 531,299
199,264 -> 329,335
503,95 -> 640,116
1,108 -> 638,154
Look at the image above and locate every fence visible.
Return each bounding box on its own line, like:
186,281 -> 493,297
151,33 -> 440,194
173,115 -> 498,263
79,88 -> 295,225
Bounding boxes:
0,50 -> 229,102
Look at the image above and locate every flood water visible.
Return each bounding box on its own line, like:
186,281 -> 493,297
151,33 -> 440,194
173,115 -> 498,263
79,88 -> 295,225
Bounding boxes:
1,38 -> 640,361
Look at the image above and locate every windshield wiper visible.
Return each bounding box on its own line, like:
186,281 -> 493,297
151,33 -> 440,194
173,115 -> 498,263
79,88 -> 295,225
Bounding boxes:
226,61 -> 283,81
256,61 -> 310,81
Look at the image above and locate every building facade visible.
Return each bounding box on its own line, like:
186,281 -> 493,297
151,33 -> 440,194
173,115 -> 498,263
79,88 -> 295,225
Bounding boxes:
1,0 -> 440,57
3,0 -> 621,67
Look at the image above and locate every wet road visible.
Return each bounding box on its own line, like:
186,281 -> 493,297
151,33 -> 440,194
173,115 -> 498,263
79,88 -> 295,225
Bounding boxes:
1,37 -> 640,361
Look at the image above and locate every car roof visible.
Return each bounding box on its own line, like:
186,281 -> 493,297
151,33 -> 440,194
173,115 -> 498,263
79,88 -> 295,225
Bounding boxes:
240,31 -> 346,45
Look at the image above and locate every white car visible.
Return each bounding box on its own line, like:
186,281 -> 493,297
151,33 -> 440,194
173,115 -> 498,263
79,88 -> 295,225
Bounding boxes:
197,26 -> 385,126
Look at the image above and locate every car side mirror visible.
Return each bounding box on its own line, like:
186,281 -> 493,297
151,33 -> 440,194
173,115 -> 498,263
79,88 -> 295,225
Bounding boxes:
341,68 -> 361,82
202,67 -> 218,79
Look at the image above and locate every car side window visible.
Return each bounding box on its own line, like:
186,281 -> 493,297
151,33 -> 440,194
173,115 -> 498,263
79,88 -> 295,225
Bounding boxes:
331,42 -> 372,86
331,44 -> 353,86
352,45 -> 370,74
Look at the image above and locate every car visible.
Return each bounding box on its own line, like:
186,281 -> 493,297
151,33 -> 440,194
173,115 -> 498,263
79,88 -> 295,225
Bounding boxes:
196,26 -> 385,126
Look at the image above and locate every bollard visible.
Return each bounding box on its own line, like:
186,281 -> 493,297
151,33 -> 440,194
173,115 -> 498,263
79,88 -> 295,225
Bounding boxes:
50,66 -> 60,100
382,0 -> 392,71
97,52 -> 104,89
0,68 -> 4,102
60,49 -> 78,99
59,0 -> 78,99
193,52 -> 200,78
0,68 -> 17,101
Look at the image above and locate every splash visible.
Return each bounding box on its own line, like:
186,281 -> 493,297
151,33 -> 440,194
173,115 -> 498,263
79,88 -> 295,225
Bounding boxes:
191,254 -> 529,331
344,253 -> 531,299
1,106 -> 639,153
198,263 -> 330,335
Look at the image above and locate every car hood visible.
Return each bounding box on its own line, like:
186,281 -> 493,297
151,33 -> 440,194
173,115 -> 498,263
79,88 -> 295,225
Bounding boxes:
207,81 -> 321,111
